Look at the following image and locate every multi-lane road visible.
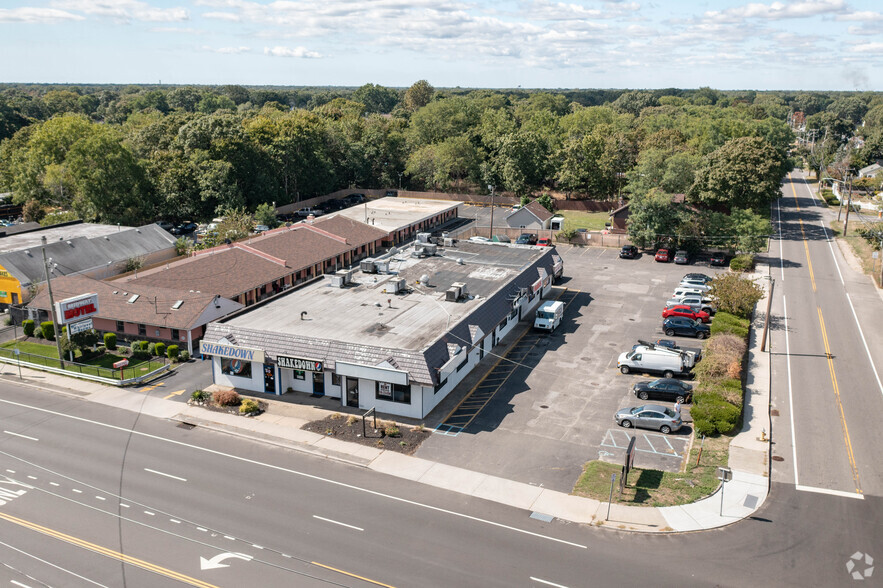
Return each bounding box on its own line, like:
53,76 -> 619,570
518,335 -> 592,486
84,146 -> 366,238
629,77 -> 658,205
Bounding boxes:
0,172 -> 881,587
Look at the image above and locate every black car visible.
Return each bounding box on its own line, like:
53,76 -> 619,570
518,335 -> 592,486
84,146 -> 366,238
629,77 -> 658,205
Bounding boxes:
673,250 -> 690,264
619,245 -> 638,259
683,273 -> 712,284
345,193 -> 365,205
516,233 -> 538,245
663,317 -> 710,339
710,252 -> 728,266
633,378 -> 693,403
170,221 -> 198,235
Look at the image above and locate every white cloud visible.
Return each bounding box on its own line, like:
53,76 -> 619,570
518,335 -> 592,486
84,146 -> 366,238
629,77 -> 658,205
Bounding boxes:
203,45 -> 251,53
50,0 -> 189,22
150,26 -> 204,34
264,45 -> 322,58
704,0 -> 847,23
848,42 -> 883,54
836,11 -> 883,22
202,11 -> 240,21
0,7 -> 83,23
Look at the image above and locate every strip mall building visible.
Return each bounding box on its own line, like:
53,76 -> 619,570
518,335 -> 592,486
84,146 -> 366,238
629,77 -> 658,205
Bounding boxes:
201,240 -> 563,419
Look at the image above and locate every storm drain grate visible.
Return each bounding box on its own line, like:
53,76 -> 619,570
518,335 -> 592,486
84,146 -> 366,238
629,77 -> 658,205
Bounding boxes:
177,422 -> 197,430
771,455 -> 784,461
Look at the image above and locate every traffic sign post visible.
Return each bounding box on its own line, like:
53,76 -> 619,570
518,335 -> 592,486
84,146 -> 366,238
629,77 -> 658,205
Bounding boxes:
14,347 -> 21,380
718,467 -> 733,516
606,473 -> 616,521
113,358 -> 129,380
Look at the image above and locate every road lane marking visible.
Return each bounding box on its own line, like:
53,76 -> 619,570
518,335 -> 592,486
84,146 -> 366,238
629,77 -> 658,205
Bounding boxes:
95,495 -> 105,501
531,578 -> 569,588
10,581 -> 33,588
816,308 -> 862,494
163,389 -> 186,400
0,397 -> 589,550
783,296 -> 799,486
311,561 -> 395,588
4,431 -> 38,442
845,293 -> 883,399
0,538 -> 111,588
313,515 -> 364,531
776,198 -> 785,281
144,468 -> 187,482
0,511 -> 220,588
789,178 -> 816,291
796,484 -> 864,500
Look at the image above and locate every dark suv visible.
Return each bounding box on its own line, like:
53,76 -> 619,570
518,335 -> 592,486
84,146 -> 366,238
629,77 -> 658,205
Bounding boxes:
345,193 -> 365,205
516,233 -> 538,245
663,316 -> 710,339
619,245 -> 638,259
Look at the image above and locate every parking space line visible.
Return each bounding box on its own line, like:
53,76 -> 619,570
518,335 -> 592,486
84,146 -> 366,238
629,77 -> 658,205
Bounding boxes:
643,434 -> 656,453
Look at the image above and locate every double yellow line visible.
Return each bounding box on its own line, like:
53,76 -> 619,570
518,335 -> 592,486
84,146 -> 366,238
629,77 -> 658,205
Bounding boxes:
788,173 -> 861,494
0,511 -> 219,587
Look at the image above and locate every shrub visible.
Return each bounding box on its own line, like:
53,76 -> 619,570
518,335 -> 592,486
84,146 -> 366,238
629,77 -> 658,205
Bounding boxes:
708,274 -> 764,320
180,350 -> 190,361
22,319 -> 34,337
40,321 -> 55,340
557,227 -> 577,242
384,424 -> 401,438
239,399 -> 260,415
691,393 -> 741,435
705,333 -> 747,358
154,342 -> 166,358
710,312 -> 751,338
167,344 -> 179,360
147,342 -> 156,356
213,389 -> 241,406
138,341 -> 149,351
346,415 -> 358,426
104,332 -> 117,350
729,254 -> 755,272
190,389 -> 208,402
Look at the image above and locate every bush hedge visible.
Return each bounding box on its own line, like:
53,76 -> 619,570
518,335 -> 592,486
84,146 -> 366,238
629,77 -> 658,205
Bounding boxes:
104,332 -> 117,350
167,344 -> 179,360
691,393 -> 742,436
710,312 -> 750,338
729,254 -> 755,272
213,389 -> 241,406
239,399 -> 260,415
40,321 -> 55,340
23,319 -> 35,337
180,350 -> 190,361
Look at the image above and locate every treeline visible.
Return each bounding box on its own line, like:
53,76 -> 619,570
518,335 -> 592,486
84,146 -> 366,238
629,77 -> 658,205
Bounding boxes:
0,81 -> 880,228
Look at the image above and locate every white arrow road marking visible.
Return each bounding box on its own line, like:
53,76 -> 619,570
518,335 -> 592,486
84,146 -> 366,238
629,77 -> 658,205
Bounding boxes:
200,552 -> 253,570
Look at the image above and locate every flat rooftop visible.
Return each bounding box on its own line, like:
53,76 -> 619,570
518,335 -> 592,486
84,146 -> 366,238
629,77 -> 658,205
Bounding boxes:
331,197 -> 461,233
0,223 -> 133,253
224,240 -> 545,352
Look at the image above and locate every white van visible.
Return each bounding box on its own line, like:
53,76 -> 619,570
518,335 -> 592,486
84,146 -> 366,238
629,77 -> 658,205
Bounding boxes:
617,344 -> 694,378
534,300 -> 564,331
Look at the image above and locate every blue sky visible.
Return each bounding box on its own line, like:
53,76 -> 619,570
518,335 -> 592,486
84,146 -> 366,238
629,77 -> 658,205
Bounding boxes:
2,0 -> 881,90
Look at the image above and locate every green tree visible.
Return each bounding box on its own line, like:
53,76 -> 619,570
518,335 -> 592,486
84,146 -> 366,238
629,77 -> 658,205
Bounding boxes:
403,80 -> 435,112
626,189 -> 685,248
353,83 -> 399,114
537,193 -> 554,213
689,136 -> 786,210
556,133 -> 607,198
708,273 -> 764,319
254,202 -> 277,228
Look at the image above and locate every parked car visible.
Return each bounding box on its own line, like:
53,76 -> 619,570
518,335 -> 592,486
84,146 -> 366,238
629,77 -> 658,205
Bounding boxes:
679,278 -> 711,291
254,224 -> 270,233
170,222 -> 198,235
492,235 -> 511,243
468,236 -> 491,243
618,343 -> 696,378
710,252 -> 728,266
655,248 -> 672,262
615,404 -> 683,434
619,245 -> 638,259
672,287 -> 707,300
345,193 -> 365,205
645,338 -> 703,361
537,237 -> 552,247
516,233 -> 538,245
633,379 -> 694,403
385,190 -> 397,197
673,250 -> 690,264
683,273 -> 713,283
663,305 -> 711,323
663,316 -> 710,339
665,296 -> 715,316
296,207 -> 323,218
155,221 -> 174,232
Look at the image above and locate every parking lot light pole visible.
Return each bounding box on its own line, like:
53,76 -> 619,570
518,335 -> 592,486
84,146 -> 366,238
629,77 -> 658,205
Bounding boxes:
488,185 -> 495,240
41,236 -> 65,369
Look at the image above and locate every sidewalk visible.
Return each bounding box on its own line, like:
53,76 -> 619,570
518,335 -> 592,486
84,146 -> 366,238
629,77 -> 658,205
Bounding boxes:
0,281 -> 773,532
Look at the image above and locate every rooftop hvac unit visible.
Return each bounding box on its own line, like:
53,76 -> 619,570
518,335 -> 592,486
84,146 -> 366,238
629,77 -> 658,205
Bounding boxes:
375,259 -> 390,274
417,232 -> 431,243
329,275 -> 346,288
444,238 -> 454,247
446,282 -> 467,302
383,278 -> 406,294
360,259 -> 377,273
422,243 -> 438,256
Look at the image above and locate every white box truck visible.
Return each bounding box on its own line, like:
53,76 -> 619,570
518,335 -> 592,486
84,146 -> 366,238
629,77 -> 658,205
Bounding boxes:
534,300 -> 564,331
617,342 -> 695,378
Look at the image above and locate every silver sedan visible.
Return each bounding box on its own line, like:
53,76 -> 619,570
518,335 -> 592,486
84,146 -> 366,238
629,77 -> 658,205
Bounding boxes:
614,404 -> 683,434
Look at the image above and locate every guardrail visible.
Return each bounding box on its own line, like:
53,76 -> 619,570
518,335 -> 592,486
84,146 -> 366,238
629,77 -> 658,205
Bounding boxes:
0,348 -> 170,386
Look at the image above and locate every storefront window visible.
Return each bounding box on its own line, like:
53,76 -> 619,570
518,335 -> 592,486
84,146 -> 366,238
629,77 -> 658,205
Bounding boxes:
332,373 -> 341,387
221,357 -> 252,378
293,370 -> 305,380
375,382 -> 410,404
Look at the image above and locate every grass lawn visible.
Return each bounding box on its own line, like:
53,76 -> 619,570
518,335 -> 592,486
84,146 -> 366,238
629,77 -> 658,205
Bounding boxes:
0,340 -> 166,379
572,433 -> 730,507
830,221 -> 883,287
556,210 -> 611,232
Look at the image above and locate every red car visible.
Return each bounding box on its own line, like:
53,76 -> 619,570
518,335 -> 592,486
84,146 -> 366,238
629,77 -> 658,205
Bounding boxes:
537,238 -> 552,247
655,248 -> 672,262
662,305 -> 711,323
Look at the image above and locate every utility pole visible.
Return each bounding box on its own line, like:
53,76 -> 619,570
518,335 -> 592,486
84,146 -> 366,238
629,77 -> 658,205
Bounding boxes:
843,173 -> 853,236
488,184 -> 496,240
41,236 -> 65,369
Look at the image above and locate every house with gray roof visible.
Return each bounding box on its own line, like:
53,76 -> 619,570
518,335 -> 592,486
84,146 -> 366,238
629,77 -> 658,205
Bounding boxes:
201,240 -> 564,419
505,201 -> 555,229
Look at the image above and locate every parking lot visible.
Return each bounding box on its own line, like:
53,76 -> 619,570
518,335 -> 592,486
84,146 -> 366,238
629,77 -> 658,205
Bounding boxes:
415,244 -> 729,493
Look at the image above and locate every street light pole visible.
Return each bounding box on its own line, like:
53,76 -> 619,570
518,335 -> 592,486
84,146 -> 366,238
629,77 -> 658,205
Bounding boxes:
488,184 -> 495,240
40,236 -> 65,369
843,172 -> 853,236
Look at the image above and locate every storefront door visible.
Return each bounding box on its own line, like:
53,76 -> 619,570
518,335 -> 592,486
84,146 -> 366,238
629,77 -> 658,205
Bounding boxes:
263,364 -> 276,394
346,378 -> 359,407
312,372 -> 325,396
